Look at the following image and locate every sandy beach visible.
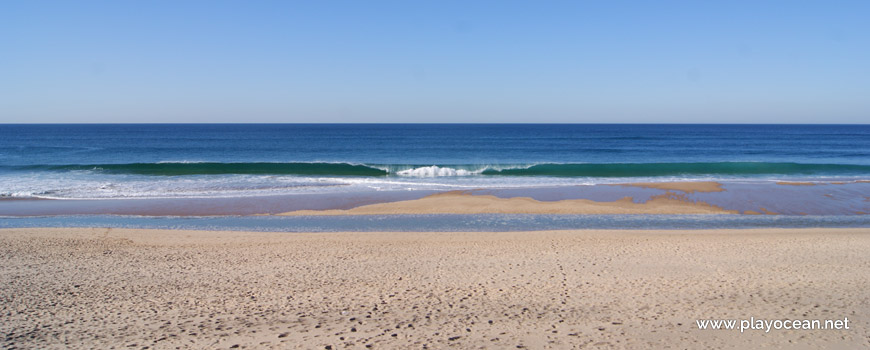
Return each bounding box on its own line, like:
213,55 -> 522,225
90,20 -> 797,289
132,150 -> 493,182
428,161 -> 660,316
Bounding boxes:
5,180 -> 869,216
2,227 -> 868,349
278,188 -> 737,216
6,2 -> 870,350
275,181 -> 869,216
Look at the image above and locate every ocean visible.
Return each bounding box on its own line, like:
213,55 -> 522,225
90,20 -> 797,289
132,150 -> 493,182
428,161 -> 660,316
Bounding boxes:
1,124 -> 868,229
1,124 -> 868,199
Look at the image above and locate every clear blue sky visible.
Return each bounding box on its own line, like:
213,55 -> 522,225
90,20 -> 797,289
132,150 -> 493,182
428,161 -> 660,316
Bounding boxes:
2,1 -> 868,123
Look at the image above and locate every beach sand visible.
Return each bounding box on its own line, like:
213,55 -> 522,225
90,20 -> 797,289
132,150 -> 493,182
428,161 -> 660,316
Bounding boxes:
615,181 -> 725,193
278,190 -> 737,216
2,227 -> 868,349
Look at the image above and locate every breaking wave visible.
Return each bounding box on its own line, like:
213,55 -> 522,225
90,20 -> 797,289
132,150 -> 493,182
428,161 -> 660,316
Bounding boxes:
2,162 -> 869,177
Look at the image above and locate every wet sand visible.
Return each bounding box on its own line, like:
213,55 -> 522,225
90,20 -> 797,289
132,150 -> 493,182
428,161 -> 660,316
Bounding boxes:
2,228 -> 868,349
776,181 -> 818,186
4,181 -> 869,217
276,180 -> 870,216
278,191 -> 736,216
615,181 -> 725,193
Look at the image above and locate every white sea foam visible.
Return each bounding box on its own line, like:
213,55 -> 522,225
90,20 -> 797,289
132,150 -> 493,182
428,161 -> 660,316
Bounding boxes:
395,165 -> 481,177
156,160 -> 207,164
0,173 -> 352,199
0,171 -> 588,199
391,164 -> 538,177
2,170 -> 858,200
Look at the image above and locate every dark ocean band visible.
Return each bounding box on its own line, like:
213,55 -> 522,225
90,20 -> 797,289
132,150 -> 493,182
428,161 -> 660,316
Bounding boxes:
4,162 -> 870,177
12,162 -> 389,176
484,162 -> 870,177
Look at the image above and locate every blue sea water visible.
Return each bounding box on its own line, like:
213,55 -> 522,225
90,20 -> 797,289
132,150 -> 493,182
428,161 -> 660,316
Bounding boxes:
0,124 -> 868,229
2,123 -> 869,166
1,124 -> 868,199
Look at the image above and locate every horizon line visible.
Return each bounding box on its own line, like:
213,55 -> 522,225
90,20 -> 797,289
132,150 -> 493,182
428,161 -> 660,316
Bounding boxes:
2,122 -> 869,126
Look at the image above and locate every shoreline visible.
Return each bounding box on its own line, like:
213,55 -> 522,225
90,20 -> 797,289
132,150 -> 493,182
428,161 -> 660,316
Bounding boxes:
2,180 -> 869,217
7,214 -> 870,232
2,227 -> 868,349
277,190 -> 739,215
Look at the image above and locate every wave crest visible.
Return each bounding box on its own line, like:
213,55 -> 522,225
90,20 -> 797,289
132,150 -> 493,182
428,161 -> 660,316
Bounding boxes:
395,166 -> 481,177
2,162 -> 868,177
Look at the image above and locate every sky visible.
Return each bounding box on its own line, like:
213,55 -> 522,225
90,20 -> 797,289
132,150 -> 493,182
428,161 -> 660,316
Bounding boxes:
1,1 -> 869,123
